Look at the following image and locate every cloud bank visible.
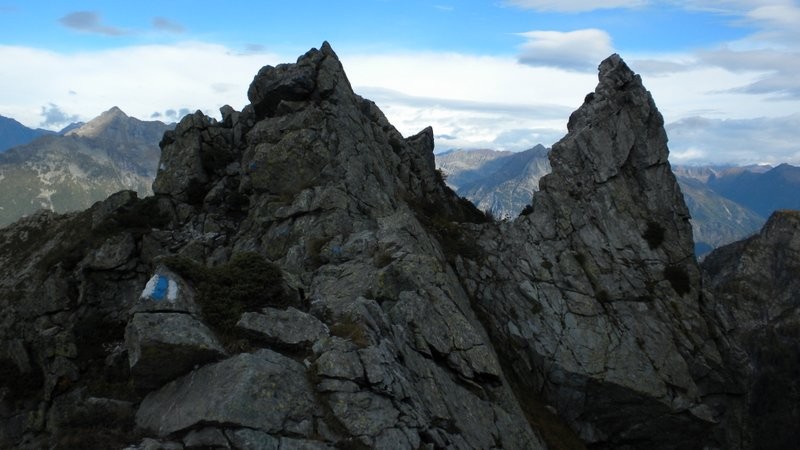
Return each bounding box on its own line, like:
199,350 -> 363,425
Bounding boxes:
517,29 -> 614,71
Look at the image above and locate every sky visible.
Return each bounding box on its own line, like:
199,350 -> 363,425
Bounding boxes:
1,1 -> 799,165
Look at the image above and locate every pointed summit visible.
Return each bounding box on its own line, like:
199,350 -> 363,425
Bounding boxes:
67,106 -> 129,138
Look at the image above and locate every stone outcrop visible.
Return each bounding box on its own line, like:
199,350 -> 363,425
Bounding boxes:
457,54 -> 728,449
0,42 -> 797,450
701,210 -> 800,449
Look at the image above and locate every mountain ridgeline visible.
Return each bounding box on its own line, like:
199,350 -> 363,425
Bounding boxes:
0,43 -> 797,450
0,116 -> 54,153
0,108 -> 170,227
438,150 -> 798,254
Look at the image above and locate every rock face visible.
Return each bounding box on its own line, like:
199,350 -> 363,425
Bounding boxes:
0,43 -> 797,450
701,211 -> 800,450
458,54 -> 729,449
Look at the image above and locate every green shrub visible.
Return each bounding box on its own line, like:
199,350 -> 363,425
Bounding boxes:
664,265 -> 691,295
164,252 -> 288,335
643,221 -> 666,249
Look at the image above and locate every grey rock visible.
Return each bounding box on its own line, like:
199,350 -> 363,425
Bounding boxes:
125,312 -> 225,391
183,427 -> 230,449
136,349 -> 315,436
126,438 -> 185,450
702,210 -> 800,448
458,53 -> 725,449
236,307 -> 329,347
224,429 -> 279,450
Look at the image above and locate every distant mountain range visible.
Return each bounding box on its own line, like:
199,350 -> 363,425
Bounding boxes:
437,145 -> 550,216
0,116 -> 53,152
0,107 -> 171,227
436,148 -> 800,255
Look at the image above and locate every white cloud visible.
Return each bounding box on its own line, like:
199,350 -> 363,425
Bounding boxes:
0,42 -> 281,129
666,114 -> 800,165
516,29 -> 613,71
1,40 -> 798,164
342,51 -> 597,149
39,103 -> 80,128
504,0 -> 646,12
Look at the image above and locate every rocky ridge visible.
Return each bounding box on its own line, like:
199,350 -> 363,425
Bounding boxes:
0,43 -> 796,449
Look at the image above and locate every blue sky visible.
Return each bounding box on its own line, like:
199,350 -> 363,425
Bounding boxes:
1,0 -> 799,164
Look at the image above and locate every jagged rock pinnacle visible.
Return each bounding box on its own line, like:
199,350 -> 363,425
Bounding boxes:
0,45 -> 793,450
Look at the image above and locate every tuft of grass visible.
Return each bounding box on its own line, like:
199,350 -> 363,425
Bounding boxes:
306,236 -> 333,268
372,247 -> 393,269
330,314 -> 370,348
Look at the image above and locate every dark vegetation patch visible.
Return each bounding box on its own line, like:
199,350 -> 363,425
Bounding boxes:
329,314 -> 370,349
94,196 -> 171,236
643,221 -> 666,249
163,252 -> 291,348
372,246 -> 394,269
664,265 -> 691,296
306,236 -> 333,268
520,204 -> 534,216
408,195 -> 488,263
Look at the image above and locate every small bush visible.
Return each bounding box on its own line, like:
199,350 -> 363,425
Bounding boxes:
372,247 -> 393,268
164,252 -> 288,335
306,236 -> 333,267
664,265 -> 691,295
330,315 -> 370,348
643,221 -> 666,249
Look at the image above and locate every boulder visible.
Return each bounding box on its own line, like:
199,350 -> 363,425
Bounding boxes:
136,349 -> 315,436
125,312 -> 225,391
236,306 -> 329,348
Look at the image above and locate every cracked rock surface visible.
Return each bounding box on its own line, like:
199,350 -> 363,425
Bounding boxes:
0,43 -> 797,450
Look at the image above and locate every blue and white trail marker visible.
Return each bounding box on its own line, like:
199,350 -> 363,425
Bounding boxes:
140,274 -> 179,302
